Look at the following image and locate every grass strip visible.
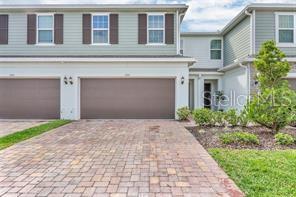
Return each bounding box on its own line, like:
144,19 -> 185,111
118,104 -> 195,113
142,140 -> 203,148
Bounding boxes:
0,120 -> 71,150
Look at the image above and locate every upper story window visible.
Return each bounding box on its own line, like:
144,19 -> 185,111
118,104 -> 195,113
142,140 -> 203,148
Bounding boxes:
37,14 -> 54,44
148,14 -> 164,44
92,14 -> 109,44
276,13 -> 296,46
210,39 -> 222,60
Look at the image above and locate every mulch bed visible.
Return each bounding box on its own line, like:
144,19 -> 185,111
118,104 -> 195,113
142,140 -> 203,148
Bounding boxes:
187,125 -> 296,150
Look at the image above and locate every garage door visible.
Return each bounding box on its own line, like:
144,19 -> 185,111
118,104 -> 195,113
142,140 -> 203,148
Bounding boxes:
0,79 -> 60,119
287,78 -> 296,90
80,78 -> 175,119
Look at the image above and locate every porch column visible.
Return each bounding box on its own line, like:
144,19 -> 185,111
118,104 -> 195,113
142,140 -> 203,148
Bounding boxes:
197,75 -> 204,108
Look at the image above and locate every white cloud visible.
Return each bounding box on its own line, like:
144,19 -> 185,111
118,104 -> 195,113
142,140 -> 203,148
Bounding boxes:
182,0 -> 296,32
1,0 -> 296,31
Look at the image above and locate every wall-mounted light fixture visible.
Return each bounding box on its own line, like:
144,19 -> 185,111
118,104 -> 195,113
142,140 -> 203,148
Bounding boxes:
64,76 -> 68,85
181,76 -> 185,85
254,80 -> 259,86
69,76 -> 73,85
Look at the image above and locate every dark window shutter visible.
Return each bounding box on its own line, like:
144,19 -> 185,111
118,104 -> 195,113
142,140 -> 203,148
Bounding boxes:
83,14 -> 91,44
165,14 -> 174,44
27,14 -> 36,44
0,15 -> 8,44
138,14 -> 147,44
54,14 -> 63,44
110,14 -> 118,44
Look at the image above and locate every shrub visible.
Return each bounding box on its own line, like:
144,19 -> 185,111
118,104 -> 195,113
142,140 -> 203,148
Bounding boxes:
177,107 -> 191,121
247,40 -> 296,133
247,88 -> 296,133
289,113 -> 296,127
239,108 -> 250,127
212,111 -> 226,126
274,133 -> 295,145
192,108 -> 213,126
225,109 -> 239,126
220,132 -> 259,145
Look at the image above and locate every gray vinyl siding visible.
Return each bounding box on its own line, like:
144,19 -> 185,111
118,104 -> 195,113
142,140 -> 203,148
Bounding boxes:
255,11 -> 296,56
0,11 -> 177,56
223,16 -> 251,66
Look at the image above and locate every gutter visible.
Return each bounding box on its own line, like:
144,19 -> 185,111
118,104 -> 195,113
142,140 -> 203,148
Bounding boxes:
219,56 -> 296,72
0,57 -> 196,66
218,57 -> 253,72
0,4 -> 189,10
190,72 -> 223,75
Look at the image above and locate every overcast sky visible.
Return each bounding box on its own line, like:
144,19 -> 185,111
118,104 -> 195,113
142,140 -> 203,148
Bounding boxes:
1,0 -> 295,32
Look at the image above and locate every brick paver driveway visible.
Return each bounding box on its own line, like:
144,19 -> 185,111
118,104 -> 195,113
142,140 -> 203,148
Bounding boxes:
0,120 -> 243,197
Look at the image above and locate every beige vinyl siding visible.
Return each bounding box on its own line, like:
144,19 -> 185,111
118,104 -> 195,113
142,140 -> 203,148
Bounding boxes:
0,11 -> 176,56
223,16 -> 251,66
255,11 -> 296,56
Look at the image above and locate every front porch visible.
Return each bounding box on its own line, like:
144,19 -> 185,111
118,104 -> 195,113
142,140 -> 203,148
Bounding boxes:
189,68 -> 223,111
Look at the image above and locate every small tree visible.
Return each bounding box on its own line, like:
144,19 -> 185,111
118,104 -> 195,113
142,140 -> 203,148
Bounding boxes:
247,40 -> 296,133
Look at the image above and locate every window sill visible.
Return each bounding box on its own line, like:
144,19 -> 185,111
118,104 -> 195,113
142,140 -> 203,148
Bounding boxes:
145,43 -> 167,46
91,43 -> 111,46
277,43 -> 296,48
35,43 -> 56,46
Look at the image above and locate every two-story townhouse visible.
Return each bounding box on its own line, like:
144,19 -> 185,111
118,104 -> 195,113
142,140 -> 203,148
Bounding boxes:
0,4 -> 195,120
182,3 -> 296,111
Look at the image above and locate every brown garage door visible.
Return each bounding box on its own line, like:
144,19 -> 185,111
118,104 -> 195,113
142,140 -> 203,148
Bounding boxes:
80,78 -> 175,119
287,78 -> 296,90
0,79 -> 60,119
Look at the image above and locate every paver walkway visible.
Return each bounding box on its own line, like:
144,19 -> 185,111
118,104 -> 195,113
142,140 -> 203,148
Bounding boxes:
0,120 -> 243,196
0,120 -> 48,137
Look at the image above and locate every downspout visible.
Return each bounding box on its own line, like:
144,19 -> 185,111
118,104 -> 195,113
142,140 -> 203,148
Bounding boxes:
176,10 -> 179,55
244,9 -> 253,100
244,10 -> 253,55
177,12 -> 185,55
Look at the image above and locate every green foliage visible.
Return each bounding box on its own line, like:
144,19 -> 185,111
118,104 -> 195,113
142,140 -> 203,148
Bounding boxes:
192,108 -> 213,126
247,40 -> 296,133
177,106 -> 191,121
289,111 -> 296,127
247,86 -> 296,133
220,131 -> 259,145
255,40 -> 291,89
212,110 -> 226,126
0,120 -> 71,150
225,109 -> 239,126
192,108 -> 250,127
239,107 -> 250,127
274,133 -> 295,145
209,149 -> 296,196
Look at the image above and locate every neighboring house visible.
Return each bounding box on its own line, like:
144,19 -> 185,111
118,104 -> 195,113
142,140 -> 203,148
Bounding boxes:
182,3 -> 296,111
0,4 -> 195,120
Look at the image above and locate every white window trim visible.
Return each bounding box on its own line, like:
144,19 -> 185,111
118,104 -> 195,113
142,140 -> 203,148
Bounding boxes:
210,39 -> 222,60
91,13 -> 110,45
36,13 -> 55,46
147,13 -> 166,45
275,12 -> 296,47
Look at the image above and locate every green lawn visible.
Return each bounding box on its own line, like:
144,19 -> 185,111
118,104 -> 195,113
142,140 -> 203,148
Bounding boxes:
0,120 -> 71,150
209,148 -> 296,197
